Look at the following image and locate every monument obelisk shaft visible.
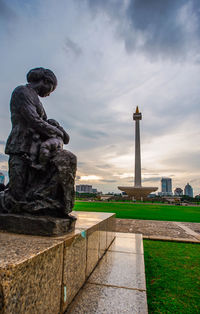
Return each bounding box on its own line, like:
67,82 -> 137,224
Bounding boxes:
133,106 -> 142,187
118,107 -> 158,199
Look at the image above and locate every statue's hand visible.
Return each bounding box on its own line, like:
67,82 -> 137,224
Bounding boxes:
47,119 -> 64,139
55,128 -> 64,139
58,127 -> 69,144
47,119 -> 60,127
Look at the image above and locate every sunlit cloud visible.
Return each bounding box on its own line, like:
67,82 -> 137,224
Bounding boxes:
114,172 -> 133,179
79,175 -> 102,181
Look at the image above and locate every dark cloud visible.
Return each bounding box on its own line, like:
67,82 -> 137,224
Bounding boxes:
163,151 -> 200,170
64,37 -> 83,57
100,179 -> 117,183
84,0 -> 200,59
86,0 -> 123,18
125,0 -> 187,56
126,176 -> 160,183
0,153 -> 8,162
0,0 -> 16,20
80,129 -> 107,139
143,176 -> 161,182
96,164 -> 112,169
127,179 -> 134,183
78,162 -> 86,167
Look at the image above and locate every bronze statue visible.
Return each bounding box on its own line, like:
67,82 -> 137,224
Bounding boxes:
0,68 -> 77,235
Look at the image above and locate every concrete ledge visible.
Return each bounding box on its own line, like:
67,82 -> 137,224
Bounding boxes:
0,211 -> 116,314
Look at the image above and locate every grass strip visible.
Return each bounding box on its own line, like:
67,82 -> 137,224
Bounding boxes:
143,240 -> 200,313
74,201 -> 200,223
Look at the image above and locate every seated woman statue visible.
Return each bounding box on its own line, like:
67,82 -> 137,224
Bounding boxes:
0,67 -> 77,219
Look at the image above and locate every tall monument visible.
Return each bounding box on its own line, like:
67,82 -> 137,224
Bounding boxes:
134,106 -> 142,187
118,107 -> 158,200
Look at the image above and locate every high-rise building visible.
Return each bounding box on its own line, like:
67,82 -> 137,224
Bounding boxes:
174,187 -> 183,196
161,177 -> 172,196
0,172 -> 5,184
76,185 -> 93,193
184,183 -> 193,197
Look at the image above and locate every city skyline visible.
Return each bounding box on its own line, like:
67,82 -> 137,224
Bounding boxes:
0,1 -> 200,195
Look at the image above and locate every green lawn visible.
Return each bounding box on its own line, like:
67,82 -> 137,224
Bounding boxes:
144,240 -> 200,313
74,201 -> 200,223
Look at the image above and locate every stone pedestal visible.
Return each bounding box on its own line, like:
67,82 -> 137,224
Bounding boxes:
0,213 -> 75,236
0,211 -> 115,314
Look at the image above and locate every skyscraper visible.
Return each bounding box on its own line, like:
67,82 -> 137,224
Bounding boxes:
76,185 -> 93,193
184,183 -> 193,197
161,177 -> 172,196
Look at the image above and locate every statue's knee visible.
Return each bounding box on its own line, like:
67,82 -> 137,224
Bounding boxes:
64,150 -> 77,165
71,153 -> 77,165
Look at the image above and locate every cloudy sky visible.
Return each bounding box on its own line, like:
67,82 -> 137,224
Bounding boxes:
0,0 -> 200,194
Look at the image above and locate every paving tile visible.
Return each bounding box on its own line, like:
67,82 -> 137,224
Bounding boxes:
174,222 -> 200,240
116,232 -> 137,238
109,234 -> 143,254
88,251 -> 146,290
66,283 -> 148,314
115,218 -> 198,239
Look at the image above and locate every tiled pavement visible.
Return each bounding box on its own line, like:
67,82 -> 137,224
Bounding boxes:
115,219 -> 200,243
65,218 -> 200,313
66,233 -> 148,314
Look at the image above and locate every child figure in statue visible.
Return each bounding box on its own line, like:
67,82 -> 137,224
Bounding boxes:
30,119 -> 69,170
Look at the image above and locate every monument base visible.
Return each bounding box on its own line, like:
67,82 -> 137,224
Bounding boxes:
118,186 -> 158,200
0,213 -> 76,236
0,211 -> 116,313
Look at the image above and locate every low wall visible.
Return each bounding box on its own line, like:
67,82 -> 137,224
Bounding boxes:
0,211 -> 116,314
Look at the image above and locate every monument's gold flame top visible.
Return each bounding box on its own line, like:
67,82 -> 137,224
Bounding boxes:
136,106 -> 139,114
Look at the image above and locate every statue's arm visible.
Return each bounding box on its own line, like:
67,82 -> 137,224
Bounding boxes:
58,126 -> 70,144
47,119 -> 70,144
19,93 -> 63,138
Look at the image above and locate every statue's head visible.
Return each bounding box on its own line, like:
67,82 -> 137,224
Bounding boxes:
26,67 -> 57,97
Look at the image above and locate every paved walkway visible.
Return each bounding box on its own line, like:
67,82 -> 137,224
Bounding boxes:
115,219 -> 200,242
66,233 -> 147,314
